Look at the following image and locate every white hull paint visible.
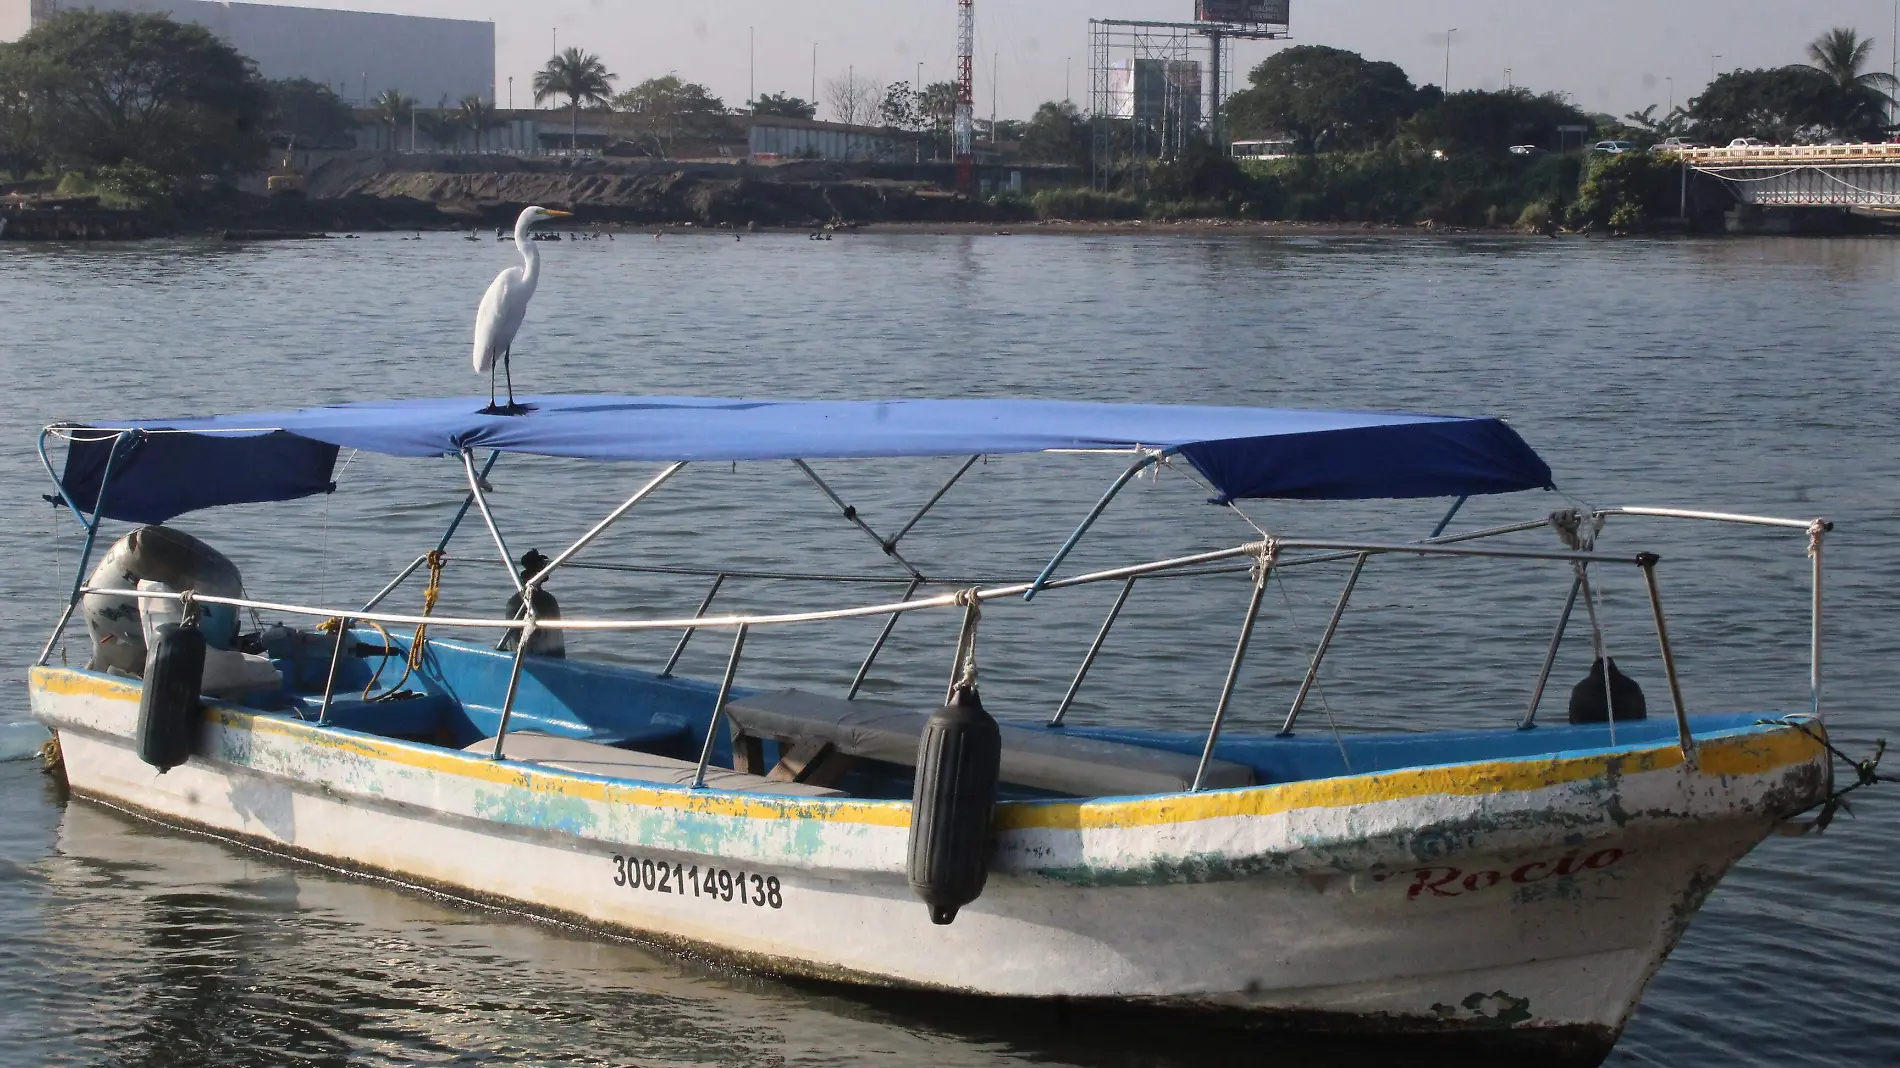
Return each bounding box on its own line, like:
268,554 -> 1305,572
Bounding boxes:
32,667 -> 1831,1060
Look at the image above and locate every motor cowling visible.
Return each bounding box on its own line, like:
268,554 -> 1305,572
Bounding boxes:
137,618 -> 206,772
83,525 -> 242,675
907,683 -> 1002,926
1568,656 -> 1648,724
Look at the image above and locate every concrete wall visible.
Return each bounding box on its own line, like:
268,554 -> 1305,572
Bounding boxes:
748,121 -> 927,164
3,0 -> 495,106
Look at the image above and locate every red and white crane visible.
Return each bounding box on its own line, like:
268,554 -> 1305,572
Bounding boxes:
955,0 -> 974,194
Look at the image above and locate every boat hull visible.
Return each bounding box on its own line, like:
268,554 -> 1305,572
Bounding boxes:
30,666 -> 1831,1063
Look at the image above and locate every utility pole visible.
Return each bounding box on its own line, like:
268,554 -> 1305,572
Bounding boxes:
955,0 -> 974,194
1443,28 -> 1457,93
1710,55 -> 1721,85
552,27 -> 557,56
508,75 -> 513,111
991,51 -> 997,143
1666,76 -> 1674,117
811,43 -> 817,107
749,26 -> 755,107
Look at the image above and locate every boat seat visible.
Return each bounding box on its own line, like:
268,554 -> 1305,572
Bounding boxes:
724,689 -> 1257,797
464,732 -> 845,798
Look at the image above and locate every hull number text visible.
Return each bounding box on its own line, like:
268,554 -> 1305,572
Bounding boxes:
611,854 -> 783,909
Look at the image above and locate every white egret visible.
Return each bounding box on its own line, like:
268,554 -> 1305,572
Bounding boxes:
473,205 -> 572,414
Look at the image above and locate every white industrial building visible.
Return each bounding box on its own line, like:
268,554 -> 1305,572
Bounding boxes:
0,0 -> 495,107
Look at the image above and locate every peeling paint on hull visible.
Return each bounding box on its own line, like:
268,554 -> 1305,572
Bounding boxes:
30,666 -> 1831,1061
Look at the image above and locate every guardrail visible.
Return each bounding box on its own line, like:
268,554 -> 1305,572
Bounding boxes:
1680,142 -> 1900,166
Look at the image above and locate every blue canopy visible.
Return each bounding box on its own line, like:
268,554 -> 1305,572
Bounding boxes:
52,394 -> 1553,524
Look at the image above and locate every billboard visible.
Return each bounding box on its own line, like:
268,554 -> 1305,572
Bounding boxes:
1195,0 -> 1289,25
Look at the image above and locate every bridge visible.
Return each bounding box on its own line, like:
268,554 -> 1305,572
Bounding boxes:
1680,143 -> 1900,208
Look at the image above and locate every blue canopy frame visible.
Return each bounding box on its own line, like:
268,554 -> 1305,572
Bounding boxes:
46,394 -> 1553,526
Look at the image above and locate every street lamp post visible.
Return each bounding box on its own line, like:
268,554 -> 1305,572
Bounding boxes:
1710,54 -> 1722,85
1444,29 -> 1458,93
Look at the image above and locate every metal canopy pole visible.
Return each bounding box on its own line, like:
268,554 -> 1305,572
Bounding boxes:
693,624 -> 749,788
461,448 -> 523,594
1278,553 -> 1367,736
1520,571 -> 1583,730
1194,554 -> 1272,791
1636,553 -> 1695,766
316,617 -> 352,724
1430,495 -> 1469,539
1026,451 -> 1166,601
1809,519 -> 1829,716
440,450 -> 502,552
791,459 -> 926,578
37,430 -> 131,667
1050,575 -> 1137,728
489,622 -> 535,759
525,461 -> 689,587
886,454 -> 982,550
660,572 -> 726,677
847,576 -> 923,699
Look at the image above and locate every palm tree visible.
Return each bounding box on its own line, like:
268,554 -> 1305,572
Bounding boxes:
1808,27 -> 1896,137
533,47 -> 616,153
459,94 -> 499,152
371,88 -> 414,151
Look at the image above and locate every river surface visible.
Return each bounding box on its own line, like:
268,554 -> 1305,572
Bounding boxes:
0,230 -> 1895,1066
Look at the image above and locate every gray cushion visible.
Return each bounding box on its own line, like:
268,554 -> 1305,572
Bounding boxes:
725,689 -> 1256,797
466,732 -> 844,797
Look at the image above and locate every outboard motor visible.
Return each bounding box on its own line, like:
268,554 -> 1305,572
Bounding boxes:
497,549 -> 566,659
136,616 -> 206,772
83,526 -> 242,675
1568,657 -> 1648,724
907,683 -> 1002,925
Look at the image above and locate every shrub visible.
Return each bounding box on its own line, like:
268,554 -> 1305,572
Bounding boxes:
1030,187 -> 1142,220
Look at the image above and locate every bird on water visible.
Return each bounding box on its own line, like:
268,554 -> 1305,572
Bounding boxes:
473,205 -> 572,415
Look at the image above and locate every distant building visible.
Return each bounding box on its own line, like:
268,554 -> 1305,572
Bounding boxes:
747,116 -> 932,163
1,0 -> 495,107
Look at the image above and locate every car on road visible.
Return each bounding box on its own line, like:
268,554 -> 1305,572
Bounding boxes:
1508,144 -> 1549,156
1728,137 -> 1769,149
1651,137 -> 1703,154
1592,140 -> 1636,154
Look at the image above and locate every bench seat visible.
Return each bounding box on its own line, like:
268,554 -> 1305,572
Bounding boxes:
725,689 -> 1256,797
466,732 -> 845,798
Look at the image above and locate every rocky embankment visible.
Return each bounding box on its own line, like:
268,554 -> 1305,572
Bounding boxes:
288,153 -> 980,230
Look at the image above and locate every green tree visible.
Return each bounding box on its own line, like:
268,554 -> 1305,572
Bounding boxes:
1807,27 -> 1895,139
458,94 -> 500,151
749,91 -> 815,119
266,77 -> 355,148
1405,88 -> 1590,155
534,46 -> 616,152
877,82 -> 921,130
612,76 -> 727,156
1019,100 -> 1089,167
371,88 -> 413,150
0,46 -> 48,177
5,10 -> 267,181
1686,67 -> 1838,145
918,80 -> 959,157
1225,45 -> 1423,153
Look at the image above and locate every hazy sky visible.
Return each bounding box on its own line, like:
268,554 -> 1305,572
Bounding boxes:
289,1 -> 1900,119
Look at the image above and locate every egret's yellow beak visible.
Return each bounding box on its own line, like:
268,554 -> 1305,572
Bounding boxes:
544,210 -> 573,218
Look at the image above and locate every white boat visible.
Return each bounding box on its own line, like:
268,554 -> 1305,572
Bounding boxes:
27,394 -> 1859,1065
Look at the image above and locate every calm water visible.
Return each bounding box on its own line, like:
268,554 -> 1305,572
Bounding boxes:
0,231 -> 1895,1066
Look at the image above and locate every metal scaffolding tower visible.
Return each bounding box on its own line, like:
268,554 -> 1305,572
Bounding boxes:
956,0 -> 975,194
1088,13 -> 1289,191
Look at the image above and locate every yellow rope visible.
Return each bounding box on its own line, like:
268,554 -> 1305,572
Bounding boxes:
365,550 -> 446,700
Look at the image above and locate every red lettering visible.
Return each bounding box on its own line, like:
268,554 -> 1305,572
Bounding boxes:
1510,860 -> 1552,884
1584,848 -> 1625,870
1462,870 -> 1502,892
1551,851 -> 1584,877
1407,867 -> 1464,900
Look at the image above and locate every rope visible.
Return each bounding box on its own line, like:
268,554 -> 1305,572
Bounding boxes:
372,549 -> 446,700
1769,719 -> 1885,833
1271,566 -> 1351,773
946,588 -> 982,699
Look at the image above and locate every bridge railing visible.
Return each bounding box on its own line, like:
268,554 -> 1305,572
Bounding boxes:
1681,142 -> 1900,166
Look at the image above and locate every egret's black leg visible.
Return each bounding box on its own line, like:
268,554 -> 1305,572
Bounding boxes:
504,349 -> 515,408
